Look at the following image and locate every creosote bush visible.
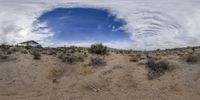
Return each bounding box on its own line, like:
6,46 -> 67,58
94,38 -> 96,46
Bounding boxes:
21,49 -> 28,54
80,64 -> 93,76
62,55 -> 84,64
0,44 -> 9,51
186,54 -> 200,63
129,56 -> 139,62
47,67 -> 65,83
88,43 -> 108,55
146,59 -> 175,80
0,54 -> 8,60
89,56 -> 106,68
32,51 -> 41,60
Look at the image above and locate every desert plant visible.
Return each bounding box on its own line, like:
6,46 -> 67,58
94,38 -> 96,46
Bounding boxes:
47,67 -> 65,83
89,56 -> 106,68
32,51 -> 41,60
0,54 -> 8,60
9,47 -> 19,52
80,64 -> 93,76
48,50 -> 57,55
88,43 -> 108,55
0,44 -> 9,50
6,50 -> 12,55
57,53 -> 64,59
186,55 -> 199,63
137,59 -> 147,66
21,49 -> 28,54
129,56 -> 139,62
62,55 -> 84,64
146,59 -> 174,80
0,44 -> 10,54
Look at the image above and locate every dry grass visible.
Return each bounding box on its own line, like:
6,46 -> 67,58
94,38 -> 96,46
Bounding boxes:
32,51 -> 41,60
89,56 -> 106,68
79,64 -> 93,76
129,56 -> 139,62
62,55 -> 84,64
186,54 -> 200,63
146,59 -> 177,80
137,59 -> 147,65
21,49 -> 28,54
0,54 -> 8,60
47,67 -> 65,83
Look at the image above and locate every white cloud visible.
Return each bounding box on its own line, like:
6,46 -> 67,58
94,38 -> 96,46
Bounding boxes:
41,40 -> 134,50
0,0 -> 200,50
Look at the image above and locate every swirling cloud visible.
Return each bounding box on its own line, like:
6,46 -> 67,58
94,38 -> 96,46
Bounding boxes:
0,0 -> 200,50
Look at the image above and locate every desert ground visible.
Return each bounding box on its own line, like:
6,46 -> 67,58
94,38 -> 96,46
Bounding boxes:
0,44 -> 200,100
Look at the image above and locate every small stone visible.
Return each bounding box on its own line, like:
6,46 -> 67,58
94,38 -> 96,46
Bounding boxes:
87,84 -> 99,92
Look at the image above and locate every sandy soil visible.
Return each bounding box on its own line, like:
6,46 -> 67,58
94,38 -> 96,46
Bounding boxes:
0,48 -> 200,100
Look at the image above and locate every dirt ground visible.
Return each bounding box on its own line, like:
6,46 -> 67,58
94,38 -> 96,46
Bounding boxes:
0,48 -> 200,100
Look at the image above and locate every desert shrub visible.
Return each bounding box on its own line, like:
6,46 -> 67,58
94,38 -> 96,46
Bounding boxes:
21,49 -> 28,54
9,47 -> 20,52
88,43 -> 108,55
83,52 -> 88,57
0,54 -> 8,60
47,67 -> 65,83
57,53 -> 64,59
48,50 -> 57,55
74,55 -> 84,62
137,59 -> 147,66
129,56 -> 139,62
80,64 -> 93,76
186,55 -> 199,63
62,55 -> 84,64
146,54 -> 161,61
89,56 -> 106,68
0,44 -> 9,51
6,50 -> 12,55
32,51 -> 41,60
146,59 -> 174,80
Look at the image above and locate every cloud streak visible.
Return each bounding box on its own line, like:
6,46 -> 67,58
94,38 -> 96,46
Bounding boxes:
0,0 -> 200,50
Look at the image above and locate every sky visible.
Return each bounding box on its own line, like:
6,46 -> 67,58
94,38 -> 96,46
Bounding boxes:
37,8 -> 130,42
0,0 -> 200,50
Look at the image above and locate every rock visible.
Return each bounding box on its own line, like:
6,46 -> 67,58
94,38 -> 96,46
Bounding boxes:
87,84 -> 99,92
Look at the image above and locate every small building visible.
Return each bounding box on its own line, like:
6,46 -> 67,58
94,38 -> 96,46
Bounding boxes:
18,40 -> 41,47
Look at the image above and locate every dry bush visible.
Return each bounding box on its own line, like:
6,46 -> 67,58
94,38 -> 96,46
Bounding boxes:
89,56 -> 106,68
83,52 -> 88,57
129,52 -> 146,62
88,43 -> 108,55
56,52 -> 64,59
80,64 -> 93,76
21,49 -> 28,54
32,51 -> 41,60
0,44 -> 9,51
0,54 -> 8,60
6,50 -> 12,55
186,54 -> 200,63
137,59 -> 147,66
146,54 -> 161,61
47,67 -> 65,83
9,47 -> 20,53
48,50 -> 57,55
62,55 -> 84,64
129,56 -> 139,62
146,59 -> 177,80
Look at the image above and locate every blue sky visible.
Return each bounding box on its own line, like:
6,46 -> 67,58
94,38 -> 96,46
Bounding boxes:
38,8 -> 130,43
